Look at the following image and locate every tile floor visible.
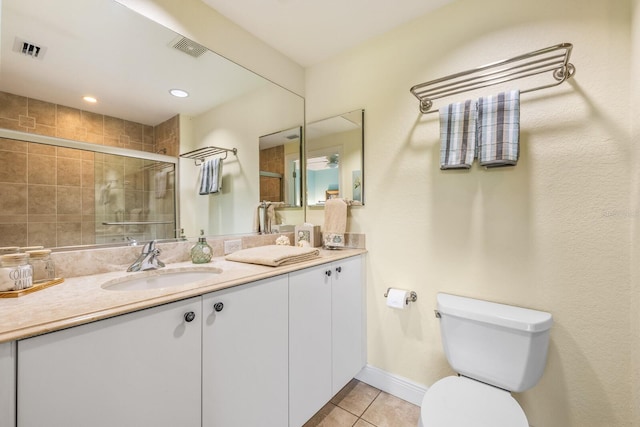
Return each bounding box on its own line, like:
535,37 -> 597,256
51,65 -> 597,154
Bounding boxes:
303,379 -> 420,427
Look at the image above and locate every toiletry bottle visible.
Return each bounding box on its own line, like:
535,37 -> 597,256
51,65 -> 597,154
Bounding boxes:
191,230 -> 213,264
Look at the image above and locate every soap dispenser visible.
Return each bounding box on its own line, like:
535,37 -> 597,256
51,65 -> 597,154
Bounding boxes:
191,230 -> 213,264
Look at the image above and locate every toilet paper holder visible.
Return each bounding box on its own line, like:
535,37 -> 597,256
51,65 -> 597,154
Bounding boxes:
384,288 -> 418,304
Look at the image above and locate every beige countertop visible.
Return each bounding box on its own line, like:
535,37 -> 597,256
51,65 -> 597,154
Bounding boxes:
0,248 -> 366,343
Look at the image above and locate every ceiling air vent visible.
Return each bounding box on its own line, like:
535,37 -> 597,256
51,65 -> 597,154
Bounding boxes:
170,36 -> 207,58
13,37 -> 47,60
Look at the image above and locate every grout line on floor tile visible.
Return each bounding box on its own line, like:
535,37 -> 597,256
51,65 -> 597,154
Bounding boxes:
352,389 -> 382,426
334,380 -> 382,420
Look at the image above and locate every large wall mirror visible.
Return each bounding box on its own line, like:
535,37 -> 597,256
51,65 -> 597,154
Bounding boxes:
0,0 -> 304,249
306,110 -> 364,207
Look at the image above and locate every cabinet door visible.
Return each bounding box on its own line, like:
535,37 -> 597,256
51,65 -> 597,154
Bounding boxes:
17,297 -> 202,427
202,275 -> 289,427
289,264 -> 333,427
0,341 -> 15,427
332,255 -> 365,395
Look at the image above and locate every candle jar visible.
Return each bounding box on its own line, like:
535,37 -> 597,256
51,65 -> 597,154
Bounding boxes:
0,253 -> 33,291
26,249 -> 55,284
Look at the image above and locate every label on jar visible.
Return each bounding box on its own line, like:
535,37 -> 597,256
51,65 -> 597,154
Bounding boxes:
0,265 -> 33,291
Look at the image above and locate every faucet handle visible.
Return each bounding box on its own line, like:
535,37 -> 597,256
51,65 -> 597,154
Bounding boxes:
142,240 -> 157,253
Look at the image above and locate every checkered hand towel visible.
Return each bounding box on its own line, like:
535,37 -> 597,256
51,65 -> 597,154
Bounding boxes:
477,90 -> 520,167
439,99 -> 477,169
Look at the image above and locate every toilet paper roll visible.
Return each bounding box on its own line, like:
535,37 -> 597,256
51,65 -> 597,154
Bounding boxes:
386,288 -> 409,309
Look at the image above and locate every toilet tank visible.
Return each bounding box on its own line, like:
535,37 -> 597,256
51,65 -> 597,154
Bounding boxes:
437,293 -> 553,393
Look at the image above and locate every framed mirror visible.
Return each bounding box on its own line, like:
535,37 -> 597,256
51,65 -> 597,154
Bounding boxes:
306,110 -> 364,207
259,127 -> 303,207
0,0 -> 304,249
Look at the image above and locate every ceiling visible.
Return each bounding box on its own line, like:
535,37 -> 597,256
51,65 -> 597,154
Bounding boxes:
200,0 -> 453,67
0,0 -> 268,126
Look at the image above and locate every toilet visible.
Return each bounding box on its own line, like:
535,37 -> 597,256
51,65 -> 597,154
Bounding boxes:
419,293 -> 553,427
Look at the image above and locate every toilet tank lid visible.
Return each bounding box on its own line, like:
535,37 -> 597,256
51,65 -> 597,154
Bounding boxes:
437,293 -> 553,332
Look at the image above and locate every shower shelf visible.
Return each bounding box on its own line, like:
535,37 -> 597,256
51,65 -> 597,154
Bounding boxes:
410,42 -> 576,114
180,146 -> 237,165
101,221 -> 173,226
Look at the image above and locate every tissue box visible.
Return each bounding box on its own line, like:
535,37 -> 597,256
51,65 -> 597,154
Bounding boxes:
272,224 -> 295,233
295,225 -> 322,247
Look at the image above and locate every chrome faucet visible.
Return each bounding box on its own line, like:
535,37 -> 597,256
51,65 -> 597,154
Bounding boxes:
127,240 -> 165,272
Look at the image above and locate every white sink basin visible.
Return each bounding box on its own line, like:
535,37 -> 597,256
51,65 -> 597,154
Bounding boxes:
102,268 -> 222,291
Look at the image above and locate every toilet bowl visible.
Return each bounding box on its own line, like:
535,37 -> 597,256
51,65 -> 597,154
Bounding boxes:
419,376 -> 528,427
419,293 -> 553,427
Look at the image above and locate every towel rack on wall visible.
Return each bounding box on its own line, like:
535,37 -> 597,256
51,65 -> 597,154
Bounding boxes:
179,146 -> 238,165
410,42 -> 576,114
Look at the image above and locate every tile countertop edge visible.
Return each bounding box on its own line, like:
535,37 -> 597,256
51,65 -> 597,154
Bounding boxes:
0,248 -> 367,343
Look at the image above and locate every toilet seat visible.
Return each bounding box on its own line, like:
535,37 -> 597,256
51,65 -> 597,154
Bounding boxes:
420,376 -> 529,427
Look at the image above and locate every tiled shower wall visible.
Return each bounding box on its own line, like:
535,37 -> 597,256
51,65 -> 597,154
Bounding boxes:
0,139 -> 96,247
0,91 -> 178,247
259,145 -> 284,202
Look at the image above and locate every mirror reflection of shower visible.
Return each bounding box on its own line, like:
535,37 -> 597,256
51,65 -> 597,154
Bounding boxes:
258,126 -> 303,207
95,156 -> 176,244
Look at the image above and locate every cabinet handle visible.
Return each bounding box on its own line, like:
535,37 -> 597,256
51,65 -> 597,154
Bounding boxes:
325,270 -> 332,277
184,311 -> 196,322
213,302 -> 224,312
336,266 -> 342,273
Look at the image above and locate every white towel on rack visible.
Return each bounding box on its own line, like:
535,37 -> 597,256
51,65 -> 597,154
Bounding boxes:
477,90 -> 520,167
155,170 -> 167,199
198,158 -> 224,195
99,182 -> 111,204
439,99 -> 477,169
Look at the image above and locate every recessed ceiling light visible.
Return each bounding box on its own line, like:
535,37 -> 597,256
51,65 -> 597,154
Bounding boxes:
83,96 -> 97,103
170,89 -> 189,98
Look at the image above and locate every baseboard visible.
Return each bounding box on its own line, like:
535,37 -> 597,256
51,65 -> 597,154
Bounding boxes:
355,364 -> 427,406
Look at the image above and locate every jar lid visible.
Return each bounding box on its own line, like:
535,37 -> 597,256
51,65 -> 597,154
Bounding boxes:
19,246 -> 44,252
25,249 -> 51,259
1,253 -> 29,266
0,247 -> 19,254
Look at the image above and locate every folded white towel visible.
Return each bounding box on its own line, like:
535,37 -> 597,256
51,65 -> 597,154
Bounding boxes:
439,99 -> 477,169
225,245 -> 320,267
477,90 -> 520,167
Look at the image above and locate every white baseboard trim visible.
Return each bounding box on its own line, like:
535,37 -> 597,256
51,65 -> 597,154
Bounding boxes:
355,364 -> 428,406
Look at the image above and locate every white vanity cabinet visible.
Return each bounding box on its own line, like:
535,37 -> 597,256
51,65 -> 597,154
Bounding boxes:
289,255 -> 365,427
202,275 -> 289,427
17,297 -> 202,427
331,256 -> 366,394
8,252 -> 365,427
0,341 -> 15,427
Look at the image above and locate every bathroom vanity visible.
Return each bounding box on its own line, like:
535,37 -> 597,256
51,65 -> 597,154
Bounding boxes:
0,251 -> 365,427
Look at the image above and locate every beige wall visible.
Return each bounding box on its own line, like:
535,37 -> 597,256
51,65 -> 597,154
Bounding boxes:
306,0 -> 633,426
179,83 -> 304,237
631,0 -> 640,426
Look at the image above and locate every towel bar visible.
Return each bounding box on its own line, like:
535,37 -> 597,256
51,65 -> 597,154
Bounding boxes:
410,42 -> 575,114
180,146 -> 237,165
